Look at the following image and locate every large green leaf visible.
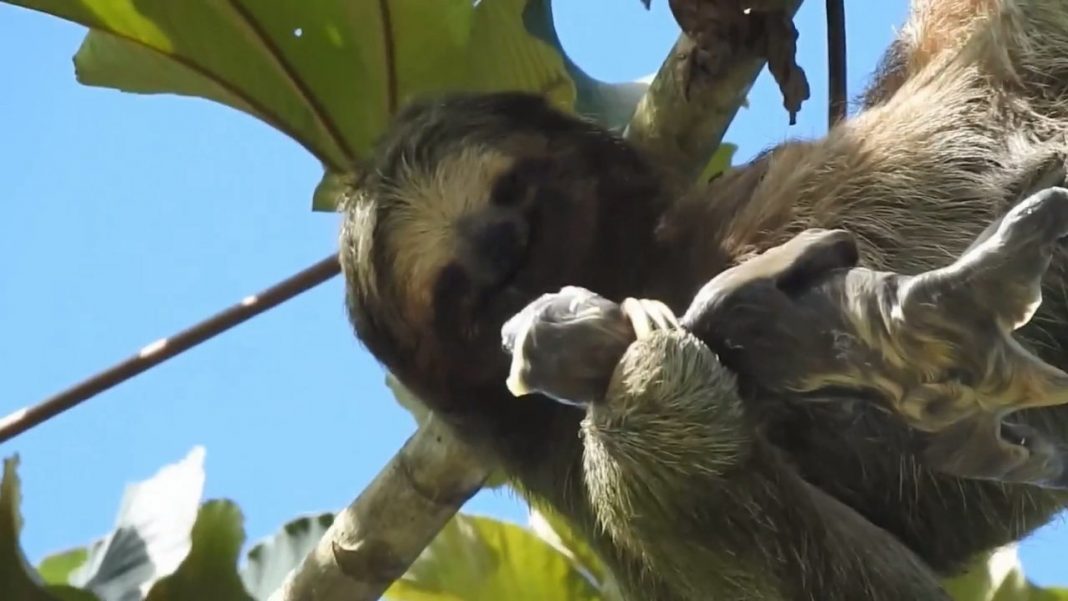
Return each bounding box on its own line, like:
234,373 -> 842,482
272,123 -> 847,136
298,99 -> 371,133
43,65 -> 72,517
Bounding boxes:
699,143 -> 738,182
239,512 -> 334,601
144,500 -> 254,601
67,447 -> 206,600
5,0 -> 576,185
37,547 -> 89,586
942,544 -> 1068,601
527,504 -> 607,591
522,0 -> 648,130
385,513 -> 602,601
0,456 -> 99,601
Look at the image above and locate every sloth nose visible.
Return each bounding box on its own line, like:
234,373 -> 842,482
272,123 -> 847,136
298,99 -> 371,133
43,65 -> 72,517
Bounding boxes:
478,219 -> 526,274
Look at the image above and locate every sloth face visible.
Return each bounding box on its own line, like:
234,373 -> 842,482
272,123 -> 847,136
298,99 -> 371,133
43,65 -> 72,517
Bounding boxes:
341,92 -> 664,393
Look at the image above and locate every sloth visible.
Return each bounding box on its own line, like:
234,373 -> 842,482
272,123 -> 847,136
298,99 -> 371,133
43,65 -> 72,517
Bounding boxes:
496,189 -> 1068,600
340,0 -> 1068,597
503,188 -> 1068,490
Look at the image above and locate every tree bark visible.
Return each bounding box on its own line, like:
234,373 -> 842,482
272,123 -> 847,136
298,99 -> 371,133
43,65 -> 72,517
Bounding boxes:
627,0 -> 803,181
270,416 -> 489,601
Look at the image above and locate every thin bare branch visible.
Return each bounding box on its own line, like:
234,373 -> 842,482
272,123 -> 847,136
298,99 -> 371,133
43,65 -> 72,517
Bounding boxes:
826,0 -> 847,126
0,254 -> 341,444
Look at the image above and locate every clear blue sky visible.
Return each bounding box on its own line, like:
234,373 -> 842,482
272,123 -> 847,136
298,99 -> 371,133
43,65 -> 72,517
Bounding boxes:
1,0 -> 1065,588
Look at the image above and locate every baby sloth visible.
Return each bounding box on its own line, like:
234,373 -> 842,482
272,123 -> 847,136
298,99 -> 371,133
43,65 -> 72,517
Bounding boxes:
503,187 -> 1068,493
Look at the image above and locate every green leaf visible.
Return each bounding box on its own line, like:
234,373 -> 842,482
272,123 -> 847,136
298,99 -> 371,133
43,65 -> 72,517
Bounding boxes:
240,512 -> 334,600
311,169 -> 359,213
527,505 -> 606,590
0,454 -> 56,600
308,0 -> 580,212
38,548 -> 89,586
941,544 -> 1068,601
68,446 -> 206,600
145,500 -> 254,601
5,0 -> 578,212
462,0 -> 575,106
0,456 -> 99,601
699,143 -> 738,182
522,0 -> 649,130
1030,585 -> 1068,601
385,513 -> 602,601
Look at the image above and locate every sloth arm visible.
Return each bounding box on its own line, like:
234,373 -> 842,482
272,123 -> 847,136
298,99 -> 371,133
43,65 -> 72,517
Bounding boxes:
581,328 -> 950,601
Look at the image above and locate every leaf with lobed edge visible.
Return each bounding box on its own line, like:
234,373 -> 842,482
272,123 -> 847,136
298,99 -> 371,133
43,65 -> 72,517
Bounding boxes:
37,547 -> 90,587
384,513 -> 603,601
66,446 -> 206,600
0,455 -> 99,601
1,0 -> 578,212
239,512 -> 334,601
523,0 -> 650,130
144,500 -> 254,601
941,544 -> 1068,601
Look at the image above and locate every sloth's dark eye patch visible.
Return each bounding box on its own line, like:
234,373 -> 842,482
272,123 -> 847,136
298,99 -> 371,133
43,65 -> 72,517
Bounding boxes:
474,219 -> 527,279
491,170 -> 525,206
492,158 -> 554,207
452,211 -> 532,317
433,262 -> 473,319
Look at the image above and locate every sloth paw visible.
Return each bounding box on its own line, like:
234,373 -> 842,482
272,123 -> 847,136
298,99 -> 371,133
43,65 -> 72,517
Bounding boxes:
621,298 -> 681,340
894,187 -> 1068,420
501,286 -> 634,406
905,187 -> 1068,334
923,417 -> 1068,489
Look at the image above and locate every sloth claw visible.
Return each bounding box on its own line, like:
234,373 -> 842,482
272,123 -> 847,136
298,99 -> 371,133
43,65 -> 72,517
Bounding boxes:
622,298 -> 681,340
883,187 -> 1068,486
924,417 -> 1068,489
1000,186 -> 1068,245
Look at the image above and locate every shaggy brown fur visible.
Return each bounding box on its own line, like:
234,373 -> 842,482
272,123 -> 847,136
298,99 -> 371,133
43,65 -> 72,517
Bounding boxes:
340,0 -> 1068,598
501,182 -> 1068,597
665,0 -> 1068,572
501,281 -> 955,600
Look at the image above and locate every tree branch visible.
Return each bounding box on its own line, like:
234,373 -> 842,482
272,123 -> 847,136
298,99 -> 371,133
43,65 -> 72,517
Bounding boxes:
270,416 -> 490,601
826,0 -> 847,126
626,0 -> 804,181
0,255 -> 341,444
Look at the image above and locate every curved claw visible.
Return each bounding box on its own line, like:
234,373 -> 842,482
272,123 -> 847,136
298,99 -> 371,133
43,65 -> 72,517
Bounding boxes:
924,416 -> 1068,489
905,187 -> 1068,334
622,298 -> 681,340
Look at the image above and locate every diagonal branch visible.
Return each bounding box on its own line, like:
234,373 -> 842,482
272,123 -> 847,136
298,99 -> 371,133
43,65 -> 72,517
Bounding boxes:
0,255 -> 340,444
627,0 -> 804,181
269,415 -> 490,601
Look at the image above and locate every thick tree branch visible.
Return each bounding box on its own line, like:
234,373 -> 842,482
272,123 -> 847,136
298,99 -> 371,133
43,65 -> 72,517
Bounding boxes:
270,416 -> 490,601
626,0 -> 804,181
